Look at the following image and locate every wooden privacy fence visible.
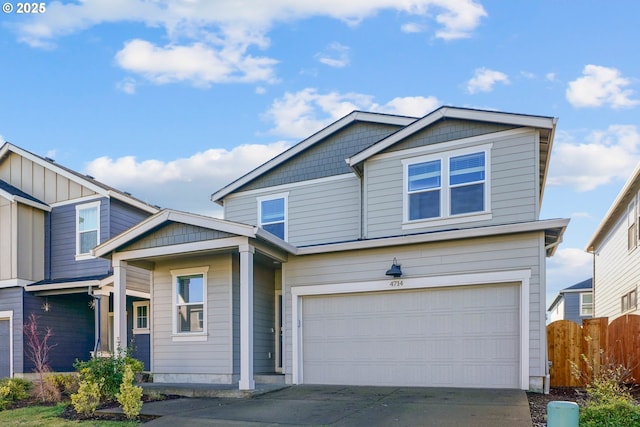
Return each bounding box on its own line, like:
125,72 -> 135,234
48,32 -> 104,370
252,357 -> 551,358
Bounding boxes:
547,315 -> 640,387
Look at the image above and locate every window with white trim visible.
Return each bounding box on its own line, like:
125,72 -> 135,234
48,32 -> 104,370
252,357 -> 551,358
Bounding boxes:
76,201 -> 100,257
628,199 -> 637,251
172,267 -> 208,337
621,288 -> 637,313
579,292 -> 593,317
404,146 -> 490,224
132,301 -> 150,334
258,194 -> 288,240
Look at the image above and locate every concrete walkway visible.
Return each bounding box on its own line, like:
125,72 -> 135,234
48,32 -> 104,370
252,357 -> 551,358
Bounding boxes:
105,385 -> 533,426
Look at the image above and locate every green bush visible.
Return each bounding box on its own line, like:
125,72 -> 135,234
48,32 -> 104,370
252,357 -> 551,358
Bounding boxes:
0,378 -> 31,410
44,373 -> 79,398
116,365 -> 143,419
74,350 -> 143,402
71,379 -> 102,417
580,399 -> 640,427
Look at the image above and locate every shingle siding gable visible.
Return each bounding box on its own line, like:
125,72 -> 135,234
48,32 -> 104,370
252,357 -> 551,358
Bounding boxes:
240,122 -> 402,191
124,222 -> 235,251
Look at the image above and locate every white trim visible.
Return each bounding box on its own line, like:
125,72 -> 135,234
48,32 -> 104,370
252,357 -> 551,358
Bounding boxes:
76,200 -> 101,257
0,310 -> 14,378
580,292 -> 593,317
50,194 -> 104,208
0,191 -> 51,212
0,279 -> 32,289
171,266 -> 209,340
402,144 -> 492,226
112,236 -> 249,262
291,269 -> 531,389
26,279 -> 101,292
226,174 -> 354,200
257,192 -> 289,241
132,301 -> 150,334
211,112 -> 417,204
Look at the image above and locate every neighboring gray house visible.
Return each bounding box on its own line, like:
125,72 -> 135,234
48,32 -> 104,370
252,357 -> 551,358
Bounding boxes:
547,278 -> 593,323
586,164 -> 640,319
95,106 -> 569,392
0,143 -> 158,378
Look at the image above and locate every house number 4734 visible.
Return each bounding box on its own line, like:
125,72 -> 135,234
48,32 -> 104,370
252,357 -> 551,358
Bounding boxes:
389,280 -> 404,287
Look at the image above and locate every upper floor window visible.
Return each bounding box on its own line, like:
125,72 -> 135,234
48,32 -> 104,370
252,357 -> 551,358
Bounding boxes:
404,146 -> 490,226
76,201 -> 100,257
258,193 -> 288,240
580,292 -> 593,316
171,266 -> 209,340
628,199 -> 637,251
621,288 -> 637,313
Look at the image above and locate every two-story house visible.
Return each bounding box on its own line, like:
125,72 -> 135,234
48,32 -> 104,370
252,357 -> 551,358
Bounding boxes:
547,278 -> 593,323
0,143 -> 158,378
586,164 -> 640,318
94,106 -> 568,392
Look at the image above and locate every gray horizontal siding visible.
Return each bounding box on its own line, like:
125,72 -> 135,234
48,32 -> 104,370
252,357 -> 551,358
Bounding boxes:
0,288 -> 23,374
225,176 -> 361,246
253,263 -> 276,374
365,130 -> 538,238
282,232 -> 545,380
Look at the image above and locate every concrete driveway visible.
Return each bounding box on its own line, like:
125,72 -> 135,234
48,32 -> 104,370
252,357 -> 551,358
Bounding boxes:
134,385 -> 533,426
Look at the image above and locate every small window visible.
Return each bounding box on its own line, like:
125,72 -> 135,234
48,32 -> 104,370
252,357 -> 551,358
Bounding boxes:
76,201 -> 100,257
176,274 -> 204,333
580,293 -> 593,316
408,160 -> 441,220
258,194 -> 288,240
132,301 -> 150,334
449,152 -> 485,215
628,200 -> 637,250
621,289 -> 637,313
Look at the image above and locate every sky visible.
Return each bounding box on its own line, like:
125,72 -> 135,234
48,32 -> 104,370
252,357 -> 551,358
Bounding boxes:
1,0 -> 639,311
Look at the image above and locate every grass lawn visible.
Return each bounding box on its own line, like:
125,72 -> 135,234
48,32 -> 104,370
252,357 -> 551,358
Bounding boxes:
0,404 -> 139,426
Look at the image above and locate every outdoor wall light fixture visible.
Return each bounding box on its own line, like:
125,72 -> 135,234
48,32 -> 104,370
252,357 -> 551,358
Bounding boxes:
385,257 -> 403,278
41,298 -> 51,312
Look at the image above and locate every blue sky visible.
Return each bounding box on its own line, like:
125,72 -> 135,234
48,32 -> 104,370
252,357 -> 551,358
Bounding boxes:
2,1 -> 639,308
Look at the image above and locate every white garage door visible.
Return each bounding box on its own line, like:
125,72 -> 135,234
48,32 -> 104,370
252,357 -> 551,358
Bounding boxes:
301,283 -> 520,388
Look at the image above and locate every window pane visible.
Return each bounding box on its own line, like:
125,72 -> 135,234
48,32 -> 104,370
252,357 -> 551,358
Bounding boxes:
409,190 -> 440,220
177,275 -> 204,304
582,293 -> 593,304
261,198 -> 285,223
78,207 -> 98,231
79,230 -> 98,253
450,152 -> 485,185
178,305 -> 203,332
451,183 -> 484,215
263,222 -> 285,240
408,161 -> 441,192
136,305 -> 148,329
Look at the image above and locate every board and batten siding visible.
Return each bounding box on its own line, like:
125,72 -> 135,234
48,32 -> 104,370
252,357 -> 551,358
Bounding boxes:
0,152 -> 96,205
593,213 -> 640,319
365,130 -> 539,239
0,288 -> 23,374
0,197 -> 15,281
225,175 -> 362,247
17,204 -> 45,282
282,232 -> 546,382
152,255 -> 235,382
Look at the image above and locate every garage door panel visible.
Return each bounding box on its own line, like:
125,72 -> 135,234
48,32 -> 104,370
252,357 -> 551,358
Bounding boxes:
301,284 -> 520,388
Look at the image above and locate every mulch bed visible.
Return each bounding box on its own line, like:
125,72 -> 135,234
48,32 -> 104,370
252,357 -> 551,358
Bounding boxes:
527,388 -> 588,427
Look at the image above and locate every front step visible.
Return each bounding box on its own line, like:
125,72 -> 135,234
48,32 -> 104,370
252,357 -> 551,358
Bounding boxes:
254,374 -> 285,385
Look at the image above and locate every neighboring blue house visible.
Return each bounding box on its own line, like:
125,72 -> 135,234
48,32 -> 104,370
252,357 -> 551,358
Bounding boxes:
0,143 -> 159,378
548,278 -> 593,324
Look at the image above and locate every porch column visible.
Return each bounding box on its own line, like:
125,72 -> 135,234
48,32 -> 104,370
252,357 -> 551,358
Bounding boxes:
239,244 -> 255,390
113,259 -> 127,355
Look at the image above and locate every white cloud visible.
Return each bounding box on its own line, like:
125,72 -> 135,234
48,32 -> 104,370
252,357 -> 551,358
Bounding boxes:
546,247 -> 593,309
13,1 -> 487,86
263,89 -> 440,138
466,67 -> 510,94
547,125 -> 640,191
84,142 -> 290,215
545,72 -> 557,82
315,42 -> 350,68
401,22 -> 426,33
566,65 -> 639,109
116,77 -> 137,94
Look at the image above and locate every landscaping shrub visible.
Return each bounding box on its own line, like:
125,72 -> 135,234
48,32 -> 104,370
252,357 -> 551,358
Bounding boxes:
116,365 -> 143,419
0,378 -> 31,410
44,373 -> 79,399
580,398 -> 640,427
70,378 -> 102,417
73,349 -> 143,402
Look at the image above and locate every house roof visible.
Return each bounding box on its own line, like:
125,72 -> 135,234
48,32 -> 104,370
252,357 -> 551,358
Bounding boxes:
547,278 -> 593,311
25,274 -> 112,293
586,163 -> 640,252
210,106 -> 558,205
0,179 -> 51,211
210,111 -> 418,204
0,142 -> 160,214
92,208 -> 298,258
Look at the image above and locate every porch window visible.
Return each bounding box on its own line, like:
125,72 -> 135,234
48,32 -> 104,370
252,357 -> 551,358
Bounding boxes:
579,292 -> 593,316
76,201 -> 100,258
132,301 -> 150,334
171,266 -> 208,339
258,193 -> 288,240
